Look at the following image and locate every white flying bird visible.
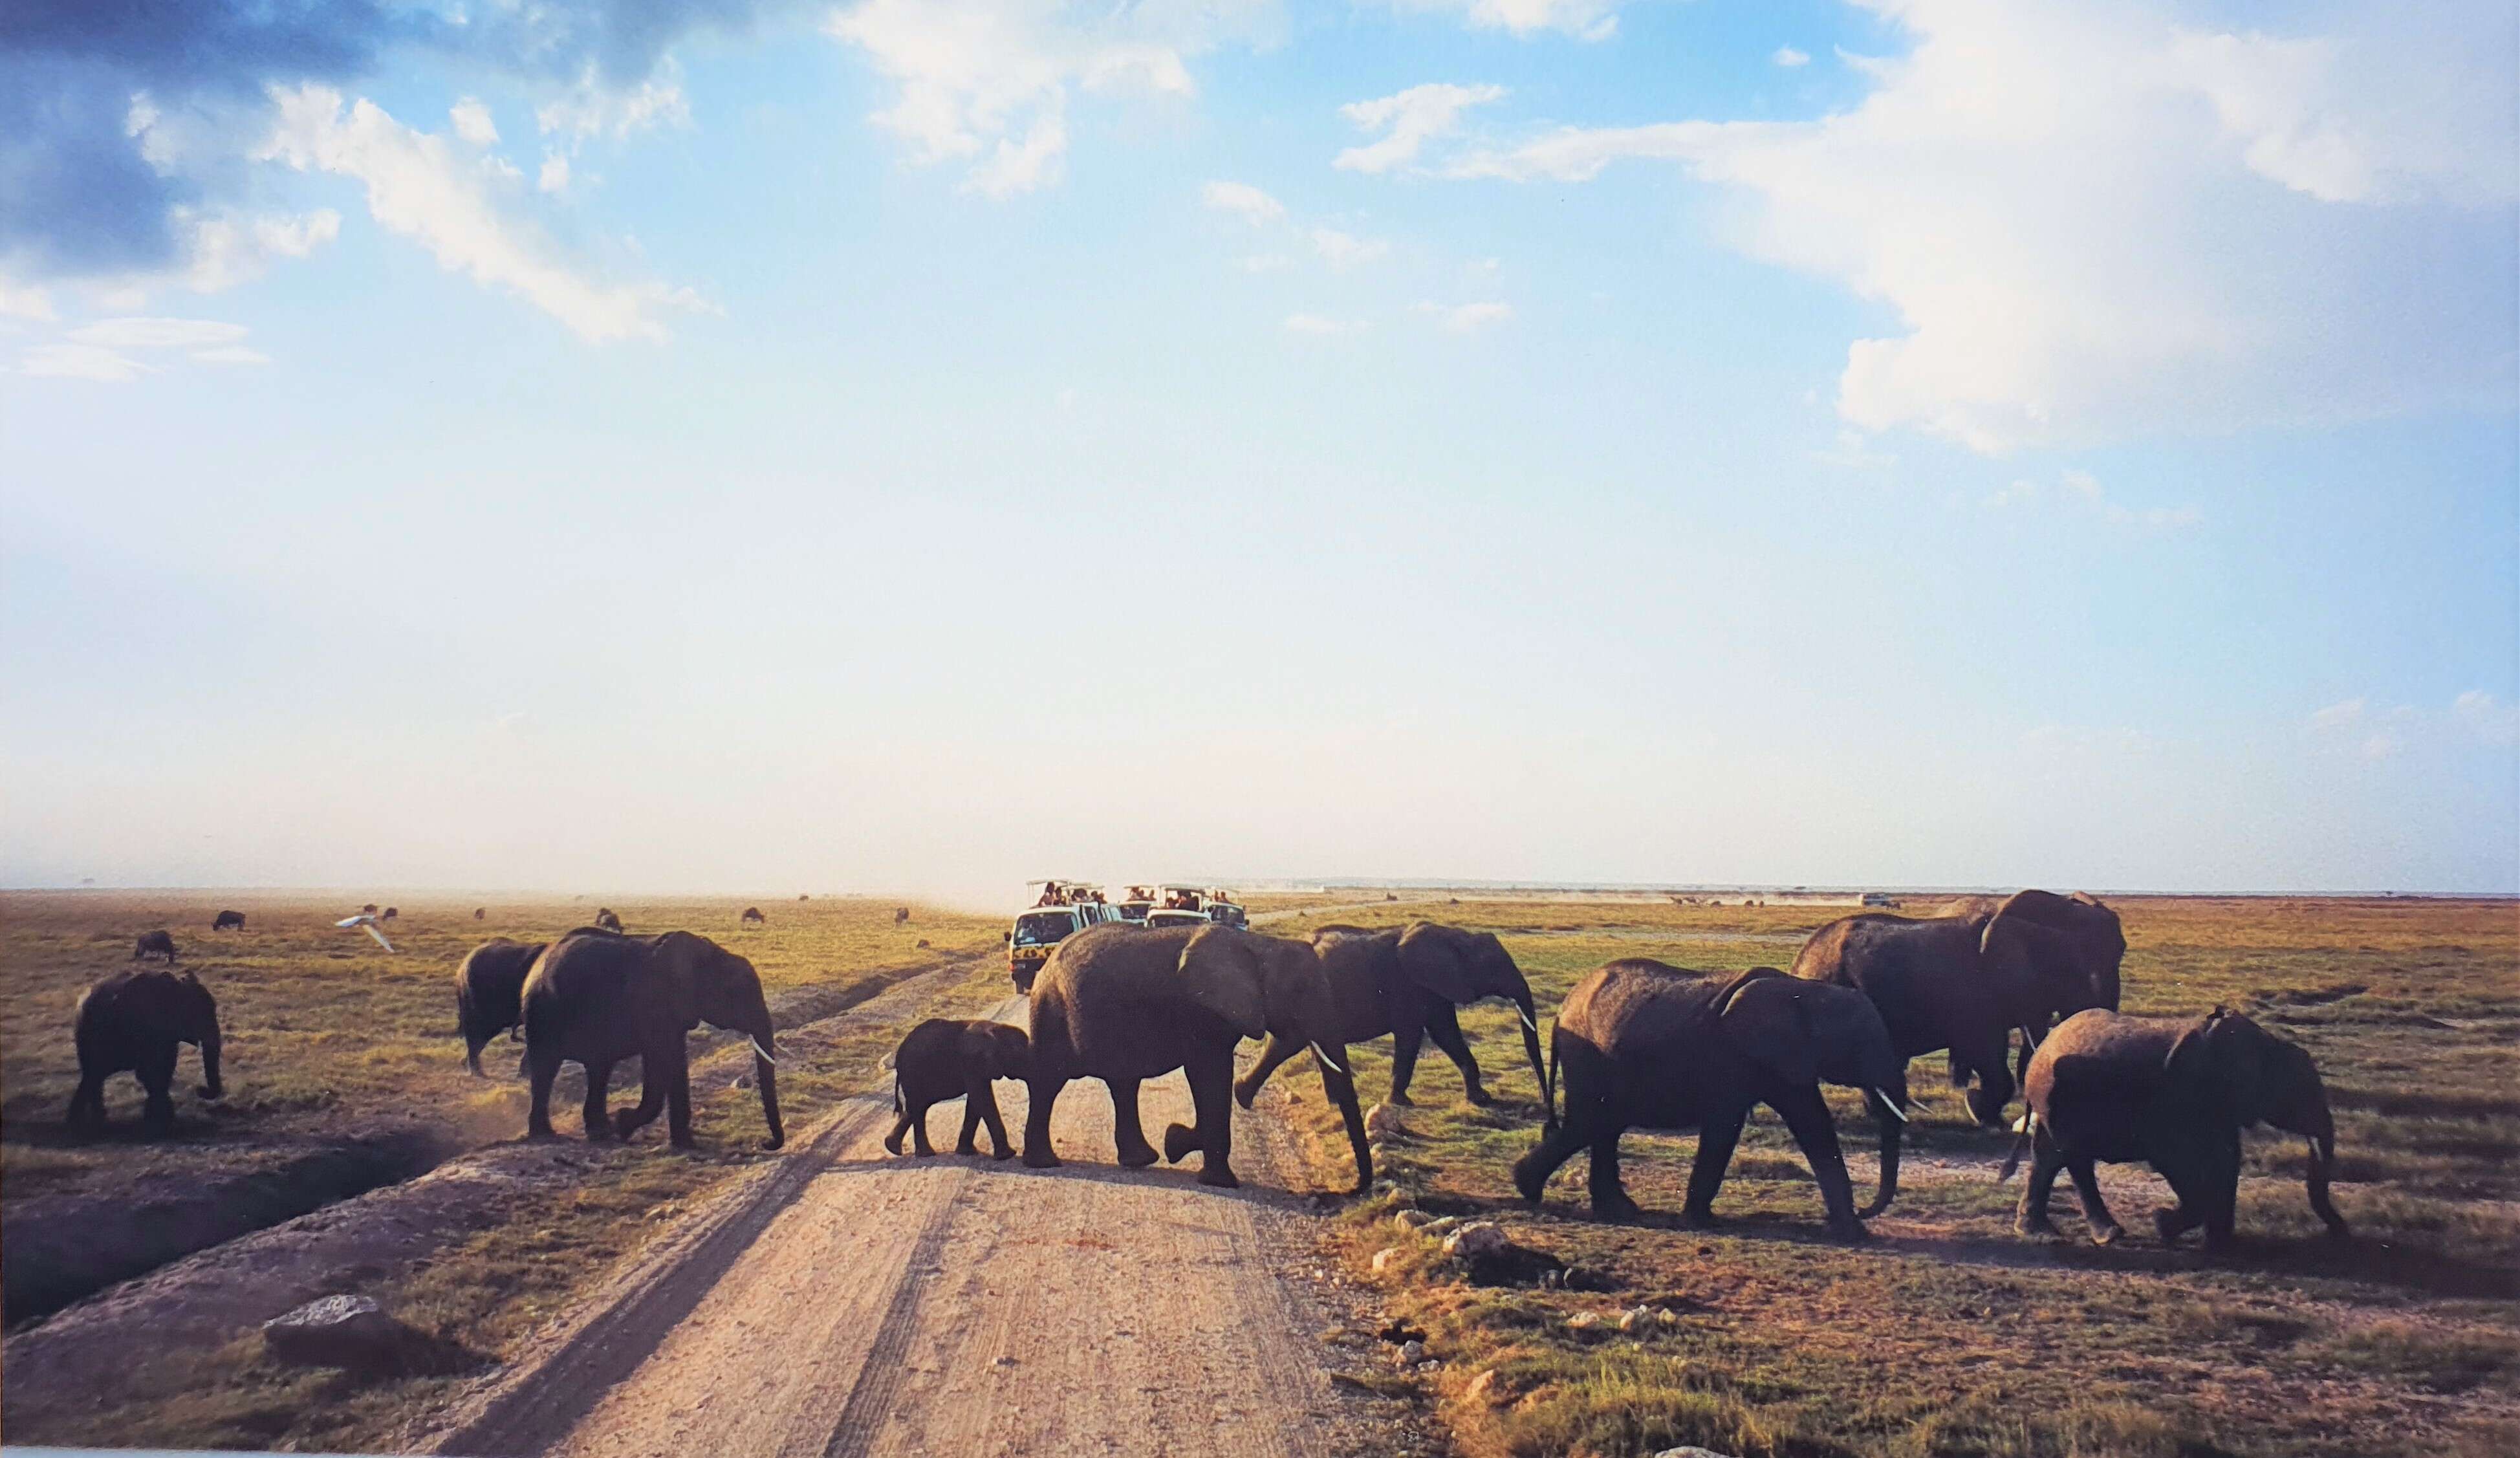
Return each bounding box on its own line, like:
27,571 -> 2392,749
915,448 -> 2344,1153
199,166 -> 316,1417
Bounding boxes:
336,913 -> 395,952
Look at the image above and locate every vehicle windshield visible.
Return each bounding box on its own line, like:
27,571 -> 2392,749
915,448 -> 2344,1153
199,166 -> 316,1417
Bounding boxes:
1013,911 -> 1078,946
1148,911 -> 1206,928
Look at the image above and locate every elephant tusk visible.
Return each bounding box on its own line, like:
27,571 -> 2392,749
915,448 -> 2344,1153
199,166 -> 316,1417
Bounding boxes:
1873,1088 -> 1909,1124
1310,1041 -> 1347,1076
2010,1112 -> 2031,1133
750,1037 -> 778,1067
1518,1007 -> 1538,1033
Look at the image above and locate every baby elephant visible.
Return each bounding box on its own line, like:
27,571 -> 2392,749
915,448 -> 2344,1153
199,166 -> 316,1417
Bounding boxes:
71,968 -> 224,1134
885,1018 -> 1029,1159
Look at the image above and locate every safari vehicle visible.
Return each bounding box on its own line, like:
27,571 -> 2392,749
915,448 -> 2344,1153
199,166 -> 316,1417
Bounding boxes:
1204,889 -> 1248,929
1008,880 -> 1117,987
1861,891 -> 1901,908
1145,908 -> 1210,930
1116,886 -> 1157,923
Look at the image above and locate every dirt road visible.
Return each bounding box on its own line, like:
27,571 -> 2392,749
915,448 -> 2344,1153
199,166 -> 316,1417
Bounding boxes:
435,994 -> 1420,1458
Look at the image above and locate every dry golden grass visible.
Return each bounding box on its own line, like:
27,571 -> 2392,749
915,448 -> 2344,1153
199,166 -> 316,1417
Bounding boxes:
1283,895 -> 2520,1458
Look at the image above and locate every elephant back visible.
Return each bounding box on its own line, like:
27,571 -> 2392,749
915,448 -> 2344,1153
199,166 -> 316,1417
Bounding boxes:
1559,959 -> 1738,1056
2022,1008 -> 2179,1115
1039,924 -> 1206,1067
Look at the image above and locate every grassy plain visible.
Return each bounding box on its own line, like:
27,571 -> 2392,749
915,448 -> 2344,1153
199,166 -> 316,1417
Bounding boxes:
1276,895 -> 2520,1458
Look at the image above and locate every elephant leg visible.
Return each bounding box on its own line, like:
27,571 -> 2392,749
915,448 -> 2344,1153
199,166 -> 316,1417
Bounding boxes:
955,1093 -> 983,1156
2161,1129 -> 2241,1252
1320,1053 -> 1374,1195
1109,1077 -> 1158,1168
1514,1117 -> 1589,1205
1232,1034 -> 1304,1110
660,1042 -> 697,1149
1770,1085 -> 1865,1239
466,1034 -> 490,1078
2015,1131 -> 2066,1237
67,1069 -> 104,1129
616,1058 -> 670,1141
1680,1105 -> 1749,1228
1589,1120 -> 1642,1222
581,1058 -> 617,1142
906,1098 -> 936,1156
972,1084 -> 1014,1159
138,1045 -> 179,1134
2065,1156 -> 2124,1245
1420,1001 -> 1491,1105
1021,1072 -> 1064,1168
1184,1045 -> 1240,1188
527,1047 -> 563,1139
885,1105 -> 916,1156
1387,1019 -> 1428,1106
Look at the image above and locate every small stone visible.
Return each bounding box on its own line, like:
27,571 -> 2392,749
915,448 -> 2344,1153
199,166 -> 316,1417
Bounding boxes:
1465,1368 -> 1504,1406
1370,1247 -> 1403,1275
1618,1304 -> 1655,1333
1442,1221 -> 1507,1258
1566,1311 -> 1602,1331
1415,1359 -> 1442,1373
261,1296 -> 455,1376
1421,1215 -> 1462,1237
1364,1103 -> 1404,1138
1658,1307 -> 1679,1328
1652,1449 -> 1738,1458
1398,1340 -> 1427,1364
1392,1209 -> 1435,1232
732,1074 -> 754,1090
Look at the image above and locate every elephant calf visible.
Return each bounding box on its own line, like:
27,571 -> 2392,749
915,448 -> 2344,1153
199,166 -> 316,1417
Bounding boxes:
1515,961 -> 1911,1237
455,938 -> 547,1076
885,1018 -> 1030,1158
70,969 -> 224,1134
2010,1008 -> 2349,1252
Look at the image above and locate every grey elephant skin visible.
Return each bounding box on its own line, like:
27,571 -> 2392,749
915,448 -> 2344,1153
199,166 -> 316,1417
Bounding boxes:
1514,961 -> 1909,1237
453,939 -> 547,1076
2012,1007 -> 2349,1252
885,1017 -> 1030,1158
69,968 -> 225,1134
1792,889 -> 2123,1212
1233,922 -> 1550,1122
521,930 -> 784,1150
1023,923 -> 1372,1192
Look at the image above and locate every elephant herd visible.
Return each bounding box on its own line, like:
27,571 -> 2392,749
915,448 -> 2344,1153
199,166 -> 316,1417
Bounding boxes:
60,891 -> 2347,1260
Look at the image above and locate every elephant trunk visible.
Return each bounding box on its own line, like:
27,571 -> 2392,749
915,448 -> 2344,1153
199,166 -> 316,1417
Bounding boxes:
1318,1048 -> 1372,1195
198,1028 -> 224,1101
750,1024 -> 785,1151
2305,1113 -> 2347,1239
1858,1094 -> 1901,1219
1514,992 -> 1550,1130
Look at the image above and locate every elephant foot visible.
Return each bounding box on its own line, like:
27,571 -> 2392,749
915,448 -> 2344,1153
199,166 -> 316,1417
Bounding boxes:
1232,1080 -> 1260,1111
1676,1204 -> 1721,1230
1162,1122 -> 1200,1165
1387,1091 -> 1415,1107
759,1134 -> 785,1153
954,1140 -> 977,1156
1023,1146 -> 1061,1170
525,1125 -> 558,1142
613,1110 -> 644,1141
990,1145 -> 1016,1160
1197,1162 -> 1241,1190
2015,1213 -> 2060,1240
2089,1221 -> 2125,1247
1857,1196 -> 1893,1221
1462,1085 -> 1494,1107
1594,1193 -> 1647,1224
1827,1214 -> 1871,1244
2152,1209 -> 2189,1246
883,1131 -> 906,1155
1116,1138 -> 1160,1169
2202,1230 -> 2239,1257
1510,1156 -> 1549,1206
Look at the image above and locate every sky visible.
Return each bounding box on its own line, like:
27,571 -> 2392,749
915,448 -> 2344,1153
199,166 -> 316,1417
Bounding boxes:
3,0 -> 2515,902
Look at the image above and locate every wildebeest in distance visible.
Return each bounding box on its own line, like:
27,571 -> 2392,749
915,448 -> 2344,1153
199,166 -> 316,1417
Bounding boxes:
212,910 -> 245,931
133,930 -> 178,963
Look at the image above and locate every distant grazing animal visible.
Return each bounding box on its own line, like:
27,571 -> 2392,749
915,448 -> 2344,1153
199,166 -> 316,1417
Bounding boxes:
523,930 -> 783,1150
798,894 -> 810,901
1514,961 -> 1907,1236
69,968 -> 224,1135
212,910 -> 245,932
1790,889 -> 2124,1215
894,906 -> 910,924
741,907 -> 766,925
475,908 -> 486,920
2008,1008 -> 2348,1252
380,906 -> 398,922
363,903 -> 379,915
455,939 -> 548,1076
885,1018 -> 1030,1157
133,930 -> 177,963
594,908 -> 624,932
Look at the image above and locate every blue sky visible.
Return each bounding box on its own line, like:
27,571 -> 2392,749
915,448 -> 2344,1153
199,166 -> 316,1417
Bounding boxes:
3,0 -> 2514,898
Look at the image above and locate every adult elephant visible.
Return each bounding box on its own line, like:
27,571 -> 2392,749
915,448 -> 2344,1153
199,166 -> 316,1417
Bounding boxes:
2009,1007 -> 2347,1252
1232,922 -> 1548,1120
454,939 -> 547,1076
1512,961 -> 1909,1236
69,969 -> 224,1134
1792,889 -> 2124,1215
1024,922 -> 1371,1192
521,930 -> 783,1150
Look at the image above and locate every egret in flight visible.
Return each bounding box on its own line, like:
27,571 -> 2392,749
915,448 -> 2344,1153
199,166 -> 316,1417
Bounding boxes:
336,913 -> 395,952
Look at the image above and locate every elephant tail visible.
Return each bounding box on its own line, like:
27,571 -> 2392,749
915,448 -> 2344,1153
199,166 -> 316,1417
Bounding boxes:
891,1063 -> 904,1116
1545,1027 -> 1561,1129
1997,1110 -> 2035,1182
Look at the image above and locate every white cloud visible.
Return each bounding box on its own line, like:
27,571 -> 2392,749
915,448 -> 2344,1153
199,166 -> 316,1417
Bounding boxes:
1309,227 -> 1389,269
192,345 -> 272,366
0,279 -> 56,321
1773,46 -> 1810,67
1810,428 -> 1895,470
2308,697 -> 2367,730
1417,300 -> 1513,332
1453,1 -> 2517,452
830,0 -> 1261,197
2302,694 -> 2506,761
181,209 -> 343,292
69,317 -> 251,350
1984,468 -> 2199,530
538,153 -> 572,194
18,343 -> 153,382
260,86 -> 704,343
1390,0 -> 1625,41
1202,180 -> 1285,226
2453,690 -> 2520,748
1284,313 -> 1367,336
537,62 -> 691,143
1335,83 -> 1507,175
1237,253 -> 1293,273
450,97 -> 500,146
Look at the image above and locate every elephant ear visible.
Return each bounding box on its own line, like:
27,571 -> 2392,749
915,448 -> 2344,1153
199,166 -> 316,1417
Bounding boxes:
1395,923 -> 1481,1004
2166,1008 -> 2270,1124
1179,926 -> 1269,1040
1980,908 -> 2087,1005
1718,973 -> 1821,1088
647,931 -> 706,1030
992,1021 -> 1032,1077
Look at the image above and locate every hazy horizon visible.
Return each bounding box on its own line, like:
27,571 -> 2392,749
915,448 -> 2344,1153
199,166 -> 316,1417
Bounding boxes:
6,1 -> 2515,900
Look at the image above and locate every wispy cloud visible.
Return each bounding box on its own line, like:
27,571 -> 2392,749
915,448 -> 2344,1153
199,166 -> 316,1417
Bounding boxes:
1417,300 -> 1512,332
1335,83 -> 1506,175
1310,228 -> 1390,269
1389,0 -> 1627,42
1284,313 -> 1367,336
1984,469 -> 2200,532
1202,180 -> 1285,227
1772,46 -> 1810,68
17,343 -> 153,383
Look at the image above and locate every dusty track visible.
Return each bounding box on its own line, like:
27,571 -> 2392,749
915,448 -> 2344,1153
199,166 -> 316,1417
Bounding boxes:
434,994 -> 1416,1458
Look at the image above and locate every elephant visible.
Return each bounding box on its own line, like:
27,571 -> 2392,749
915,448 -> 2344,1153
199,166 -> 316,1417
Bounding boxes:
521,930 -> 783,1150
213,910 -> 245,931
741,906 -> 766,925
1512,961 -> 1911,1237
1232,922 -> 1549,1120
68,969 -> 224,1134
885,1017 -> 1030,1157
362,903 -> 378,914
1791,889 -> 2124,1215
594,908 -> 624,932
133,930 -> 177,963
380,906 -> 399,922
2008,1008 -> 2348,1252
1023,923 -> 1371,1192
455,939 -> 547,1076
893,906 -> 910,924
